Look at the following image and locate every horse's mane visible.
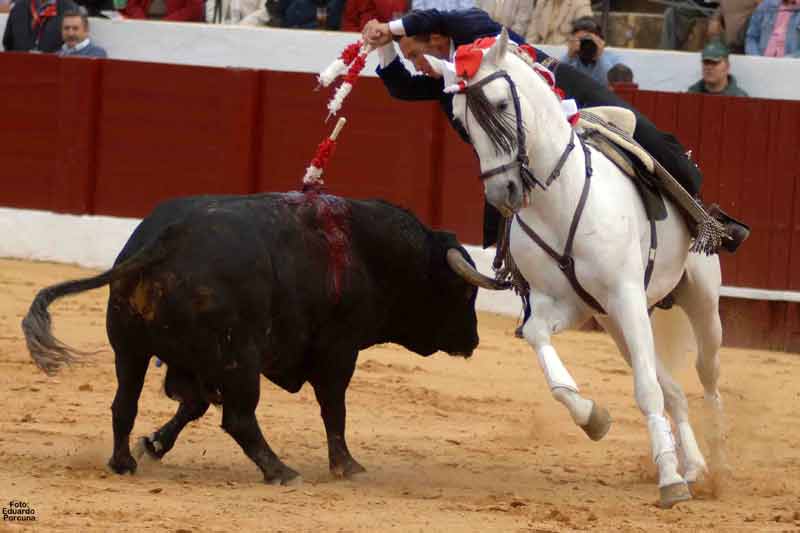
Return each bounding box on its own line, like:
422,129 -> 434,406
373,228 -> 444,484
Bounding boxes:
464,83 -> 517,156
462,46 -> 555,157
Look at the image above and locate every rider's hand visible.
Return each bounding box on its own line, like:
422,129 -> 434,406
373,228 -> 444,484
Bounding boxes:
363,19 -> 393,46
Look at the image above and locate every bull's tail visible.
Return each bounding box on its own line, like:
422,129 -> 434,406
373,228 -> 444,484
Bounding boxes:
22,225 -> 177,376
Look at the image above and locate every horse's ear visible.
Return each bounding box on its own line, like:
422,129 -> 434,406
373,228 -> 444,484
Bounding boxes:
424,54 -> 457,86
485,27 -> 510,66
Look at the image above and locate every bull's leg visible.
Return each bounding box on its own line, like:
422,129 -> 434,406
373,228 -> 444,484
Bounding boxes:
522,295 -> 610,441
605,283 -> 689,508
221,357 -> 300,485
310,353 -> 364,478
108,348 -> 150,475
135,366 -> 210,460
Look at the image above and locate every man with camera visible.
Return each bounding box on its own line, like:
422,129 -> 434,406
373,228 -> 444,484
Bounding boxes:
561,16 -> 622,85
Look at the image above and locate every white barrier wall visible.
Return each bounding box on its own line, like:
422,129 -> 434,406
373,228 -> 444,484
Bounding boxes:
1,14 -> 800,100
3,208 -> 798,321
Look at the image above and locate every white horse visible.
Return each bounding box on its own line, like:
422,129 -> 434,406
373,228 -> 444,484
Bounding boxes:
428,30 -> 726,508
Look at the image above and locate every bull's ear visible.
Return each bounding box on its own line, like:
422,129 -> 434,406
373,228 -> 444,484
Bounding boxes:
485,27 -> 510,66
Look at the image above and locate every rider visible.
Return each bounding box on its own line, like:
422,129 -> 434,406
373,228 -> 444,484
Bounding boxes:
363,8 -> 749,253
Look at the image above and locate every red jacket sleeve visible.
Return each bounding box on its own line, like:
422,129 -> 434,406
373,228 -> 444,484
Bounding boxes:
341,0 -> 376,32
341,0 -> 362,32
121,0 -> 150,19
164,0 -> 204,21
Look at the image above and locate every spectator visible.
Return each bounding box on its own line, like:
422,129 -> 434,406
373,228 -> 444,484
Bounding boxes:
688,40 -> 749,95
745,0 -> 800,57
410,0 -> 473,10
279,0 -> 346,29
607,63 -> 638,90
560,16 -> 622,85
58,8 -> 107,56
206,0 -> 271,25
706,0 -> 760,53
516,0 -> 593,45
341,0 -> 407,32
120,0 -> 203,21
475,0 -> 526,31
3,0 -> 78,52
660,0 -> 718,50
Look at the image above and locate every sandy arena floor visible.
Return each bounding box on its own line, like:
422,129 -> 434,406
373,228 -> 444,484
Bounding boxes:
1,258 -> 799,532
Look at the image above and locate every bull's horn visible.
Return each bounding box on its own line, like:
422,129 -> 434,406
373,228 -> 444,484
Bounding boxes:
446,249 -> 509,291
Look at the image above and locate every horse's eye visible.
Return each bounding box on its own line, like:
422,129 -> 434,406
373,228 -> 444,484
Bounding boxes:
497,102 -> 508,112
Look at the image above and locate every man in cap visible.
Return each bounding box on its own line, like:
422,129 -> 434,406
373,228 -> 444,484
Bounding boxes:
688,40 -> 748,95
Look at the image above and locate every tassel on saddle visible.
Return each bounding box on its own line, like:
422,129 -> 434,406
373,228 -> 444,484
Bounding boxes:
577,108 -> 744,255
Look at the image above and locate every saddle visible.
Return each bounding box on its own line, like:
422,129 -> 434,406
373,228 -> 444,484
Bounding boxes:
577,108 -> 667,222
576,107 -> 727,255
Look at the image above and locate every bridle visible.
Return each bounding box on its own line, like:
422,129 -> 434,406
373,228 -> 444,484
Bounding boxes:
462,66 -> 609,315
465,70 -> 577,193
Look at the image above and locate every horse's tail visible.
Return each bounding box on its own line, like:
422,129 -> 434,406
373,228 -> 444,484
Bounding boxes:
22,225 -> 178,376
651,305 -> 696,374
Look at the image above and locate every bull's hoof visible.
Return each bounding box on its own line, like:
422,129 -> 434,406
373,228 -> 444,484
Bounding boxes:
264,466 -> 302,486
331,459 -> 367,480
132,435 -> 164,461
659,481 -> 692,509
108,454 -> 138,475
579,402 -> 612,441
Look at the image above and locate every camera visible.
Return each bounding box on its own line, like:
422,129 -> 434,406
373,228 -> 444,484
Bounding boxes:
578,37 -> 598,64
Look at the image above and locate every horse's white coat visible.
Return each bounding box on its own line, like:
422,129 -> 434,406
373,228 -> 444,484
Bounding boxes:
440,30 -> 726,506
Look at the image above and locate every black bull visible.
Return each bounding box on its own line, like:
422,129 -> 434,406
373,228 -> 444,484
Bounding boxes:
22,192 -> 507,484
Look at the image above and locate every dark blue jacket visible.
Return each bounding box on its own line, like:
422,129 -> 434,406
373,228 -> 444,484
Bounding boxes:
376,9 -> 538,136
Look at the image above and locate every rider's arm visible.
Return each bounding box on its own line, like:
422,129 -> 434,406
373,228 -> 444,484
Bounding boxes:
390,8 -> 526,46
376,45 -> 446,101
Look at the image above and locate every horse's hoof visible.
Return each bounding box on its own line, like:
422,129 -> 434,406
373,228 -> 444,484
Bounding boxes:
580,402 -> 612,441
659,482 -> 692,509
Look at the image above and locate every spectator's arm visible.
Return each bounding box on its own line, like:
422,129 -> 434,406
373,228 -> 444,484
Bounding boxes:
164,0 -> 204,21
744,3 -> 763,55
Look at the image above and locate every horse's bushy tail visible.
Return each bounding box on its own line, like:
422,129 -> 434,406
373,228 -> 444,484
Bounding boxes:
652,305 -> 696,374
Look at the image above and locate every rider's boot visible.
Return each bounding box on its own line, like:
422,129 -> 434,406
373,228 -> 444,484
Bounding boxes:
708,204 -> 751,253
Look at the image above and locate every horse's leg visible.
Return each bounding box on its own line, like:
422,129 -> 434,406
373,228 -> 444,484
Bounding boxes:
673,255 -> 726,475
597,315 -> 707,483
522,295 -> 611,441
605,283 -> 690,508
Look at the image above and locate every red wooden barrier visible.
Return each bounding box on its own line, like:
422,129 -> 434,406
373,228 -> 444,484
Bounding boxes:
2,54 -> 800,293
93,61 -> 260,217
0,53 -> 64,212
